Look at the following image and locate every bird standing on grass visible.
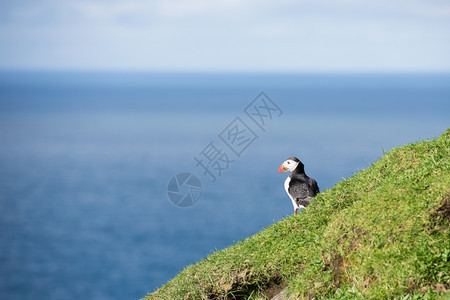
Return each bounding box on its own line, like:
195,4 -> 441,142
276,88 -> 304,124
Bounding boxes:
278,157 -> 319,215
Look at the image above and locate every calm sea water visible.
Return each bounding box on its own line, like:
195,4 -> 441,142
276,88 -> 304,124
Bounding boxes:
0,72 -> 449,300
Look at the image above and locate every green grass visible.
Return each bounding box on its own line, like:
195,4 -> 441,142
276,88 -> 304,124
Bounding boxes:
145,129 -> 450,300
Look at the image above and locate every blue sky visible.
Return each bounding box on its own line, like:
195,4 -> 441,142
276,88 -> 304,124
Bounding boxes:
0,0 -> 449,72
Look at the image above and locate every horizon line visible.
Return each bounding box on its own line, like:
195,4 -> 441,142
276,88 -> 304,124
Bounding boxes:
1,68 -> 450,75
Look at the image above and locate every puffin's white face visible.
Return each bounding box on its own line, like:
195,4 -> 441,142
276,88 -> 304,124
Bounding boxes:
279,159 -> 299,173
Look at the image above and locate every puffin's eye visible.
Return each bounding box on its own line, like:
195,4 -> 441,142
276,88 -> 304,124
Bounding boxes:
287,161 -> 290,164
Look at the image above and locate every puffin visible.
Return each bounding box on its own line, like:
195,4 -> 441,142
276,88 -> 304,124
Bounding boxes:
278,157 -> 319,215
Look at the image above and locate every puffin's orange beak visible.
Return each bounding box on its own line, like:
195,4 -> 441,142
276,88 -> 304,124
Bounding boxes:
278,163 -> 286,173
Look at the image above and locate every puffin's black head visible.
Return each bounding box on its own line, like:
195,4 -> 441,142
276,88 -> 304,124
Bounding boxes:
287,156 -> 300,163
279,156 -> 304,173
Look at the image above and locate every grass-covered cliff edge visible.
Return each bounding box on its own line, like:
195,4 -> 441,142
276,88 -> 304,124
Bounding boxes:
145,129 -> 449,299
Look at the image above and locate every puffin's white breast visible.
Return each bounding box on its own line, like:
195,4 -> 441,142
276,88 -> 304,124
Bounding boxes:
284,177 -> 292,200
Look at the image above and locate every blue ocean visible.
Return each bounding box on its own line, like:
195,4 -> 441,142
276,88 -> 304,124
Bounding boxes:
0,72 -> 449,300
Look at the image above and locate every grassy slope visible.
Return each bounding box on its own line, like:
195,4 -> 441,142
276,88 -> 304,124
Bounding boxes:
146,129 -> 450,300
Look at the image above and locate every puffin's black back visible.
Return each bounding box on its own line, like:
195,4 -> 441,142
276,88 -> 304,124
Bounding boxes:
287,158 -> 319,207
